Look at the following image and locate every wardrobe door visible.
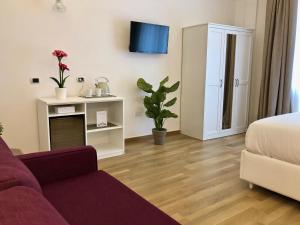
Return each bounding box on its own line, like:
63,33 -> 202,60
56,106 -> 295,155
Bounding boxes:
221,33 -> 237,132
232,32 -> 252,132
203,28 -> 225,138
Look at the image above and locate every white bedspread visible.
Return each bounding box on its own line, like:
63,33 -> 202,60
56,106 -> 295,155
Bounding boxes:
246,113 -> 300,165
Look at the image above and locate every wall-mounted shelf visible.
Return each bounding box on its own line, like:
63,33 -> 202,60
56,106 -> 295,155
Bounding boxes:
37,96 -> 124,159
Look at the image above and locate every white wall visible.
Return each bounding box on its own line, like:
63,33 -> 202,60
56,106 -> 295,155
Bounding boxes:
234,0 -> 258,29
233,0 -> 267,123
0,0 -> 240,153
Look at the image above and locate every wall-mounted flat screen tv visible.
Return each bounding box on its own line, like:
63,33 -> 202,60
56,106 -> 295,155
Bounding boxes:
129,21 -> 169,54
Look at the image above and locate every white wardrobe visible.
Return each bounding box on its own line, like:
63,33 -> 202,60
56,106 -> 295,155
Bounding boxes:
181,23 -> 253,140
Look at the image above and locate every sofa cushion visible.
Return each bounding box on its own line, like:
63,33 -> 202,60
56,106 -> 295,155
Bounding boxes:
43,171 -> 180,225
0,175 -> 20,192
0,137 -> 42,193
0,186 -> 69,225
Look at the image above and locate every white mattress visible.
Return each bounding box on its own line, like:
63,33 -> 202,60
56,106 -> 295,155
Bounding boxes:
246,113 -> 300,165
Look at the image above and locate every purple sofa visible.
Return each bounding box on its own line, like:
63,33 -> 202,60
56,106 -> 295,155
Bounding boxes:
0,137 -> 180,225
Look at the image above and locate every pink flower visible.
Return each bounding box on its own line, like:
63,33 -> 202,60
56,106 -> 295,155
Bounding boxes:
59,63 -> 70,72
52,50 -> 68,58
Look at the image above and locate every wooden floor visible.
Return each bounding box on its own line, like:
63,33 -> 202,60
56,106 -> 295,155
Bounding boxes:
99,134 -> 300,225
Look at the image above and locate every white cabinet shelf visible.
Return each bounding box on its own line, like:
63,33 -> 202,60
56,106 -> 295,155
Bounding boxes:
87,123 -> 122,133
48,112 -> 85,118
37,96 -> 125,159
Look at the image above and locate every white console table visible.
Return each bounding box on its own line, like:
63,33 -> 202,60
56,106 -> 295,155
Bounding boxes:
37,96 -> 124,159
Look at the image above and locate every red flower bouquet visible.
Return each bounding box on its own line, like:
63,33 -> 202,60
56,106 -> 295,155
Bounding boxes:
50,50 -> 70,88
59,63 -> 69,72
52,50 -> 68,60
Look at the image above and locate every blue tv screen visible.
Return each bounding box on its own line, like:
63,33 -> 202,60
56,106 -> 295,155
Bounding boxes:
129,21 -> 169,54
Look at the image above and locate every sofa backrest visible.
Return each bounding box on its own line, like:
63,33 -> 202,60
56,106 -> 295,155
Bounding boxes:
0,137 -> 12,156
0,137 -> 42,193
0,186 -> 70,225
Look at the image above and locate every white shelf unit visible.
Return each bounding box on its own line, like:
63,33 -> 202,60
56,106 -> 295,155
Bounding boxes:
37,96 -> 125,159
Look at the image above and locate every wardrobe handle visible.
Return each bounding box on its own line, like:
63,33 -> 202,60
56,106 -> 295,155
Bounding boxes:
234,79 -> 237,87
220,79 -> 223,88
237,79 -> 240,87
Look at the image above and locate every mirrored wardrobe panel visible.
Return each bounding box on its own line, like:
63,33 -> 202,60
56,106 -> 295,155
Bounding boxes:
222,34 -> 236,130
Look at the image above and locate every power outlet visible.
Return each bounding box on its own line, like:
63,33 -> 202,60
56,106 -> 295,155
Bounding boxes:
77,77 -> 85,83
31,78 -> 40,84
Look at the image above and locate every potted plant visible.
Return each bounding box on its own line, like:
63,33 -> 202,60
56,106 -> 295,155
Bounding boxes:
0,123 -> 3,136
50,50 -> 70,99
137,76 -> 180,145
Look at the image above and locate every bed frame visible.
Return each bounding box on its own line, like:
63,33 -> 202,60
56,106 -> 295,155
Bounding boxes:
240,150 -> 300,201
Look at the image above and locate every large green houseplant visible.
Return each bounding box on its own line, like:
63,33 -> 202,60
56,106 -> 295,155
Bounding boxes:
137,76 -> 180,145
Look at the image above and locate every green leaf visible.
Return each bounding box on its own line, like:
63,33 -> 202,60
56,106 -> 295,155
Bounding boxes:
61,75 -> 70,88
159,109 -> 178,119
145,110 -> 155,118
151,91 -> 166,104
159,76 -> 169,87
50,77 -> 61,87
164,97 -> 177,107
144,97 -> 160,117
144,96 -> 152,107
137,78 -> 153,93
165,81 -> 180,93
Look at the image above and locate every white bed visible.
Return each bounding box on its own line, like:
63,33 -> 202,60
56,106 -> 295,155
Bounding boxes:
240,113 -> 300,201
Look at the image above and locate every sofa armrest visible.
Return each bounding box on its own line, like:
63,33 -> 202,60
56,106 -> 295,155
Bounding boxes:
18,146 -> 98,186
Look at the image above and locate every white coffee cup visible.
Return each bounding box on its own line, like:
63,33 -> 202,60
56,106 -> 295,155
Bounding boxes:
85,88 -> 93,97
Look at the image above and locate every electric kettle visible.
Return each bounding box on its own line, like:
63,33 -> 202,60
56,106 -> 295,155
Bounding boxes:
95,77 -> 110,96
